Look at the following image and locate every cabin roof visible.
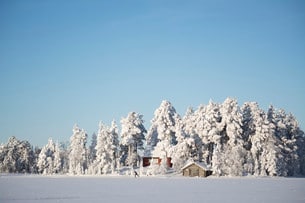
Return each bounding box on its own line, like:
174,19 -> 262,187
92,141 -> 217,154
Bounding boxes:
181,161 -> 211,171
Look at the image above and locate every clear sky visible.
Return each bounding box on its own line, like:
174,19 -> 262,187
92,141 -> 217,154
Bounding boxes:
1,0 -> 304,147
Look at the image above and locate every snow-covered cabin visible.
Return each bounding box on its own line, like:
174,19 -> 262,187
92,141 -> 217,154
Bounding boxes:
142,157 -> 172,168
181,162 -> 212,177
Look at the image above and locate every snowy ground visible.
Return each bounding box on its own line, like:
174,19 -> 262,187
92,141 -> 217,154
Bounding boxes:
0,174 -> 304,203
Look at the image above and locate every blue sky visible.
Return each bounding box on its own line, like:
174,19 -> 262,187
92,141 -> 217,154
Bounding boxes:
1,0 -> 304,146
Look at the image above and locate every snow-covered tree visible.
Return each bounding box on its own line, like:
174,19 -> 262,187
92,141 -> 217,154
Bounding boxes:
182,106 -> 202,162
37,138 -> 61,174
245,104 -> 280,176
90,121 -> 119,174
296,131 -> 305,175
88,133 -> 97,166
57,141 -> 69,174
146,100 -> 180,163
53,143 -> 61,173
68,124 -> 88,175
0,136 -> 35,173
241,102 -> 260,174
170,120 -> 196,171
109,120 -> 120,171
268,107 -> 303,176
241,102 -> 258,151
193,101 -> 223,165
220,98 -> 245,176
220,98 -> 243,146
182,107 -> 196,137
120,112 -> 146,167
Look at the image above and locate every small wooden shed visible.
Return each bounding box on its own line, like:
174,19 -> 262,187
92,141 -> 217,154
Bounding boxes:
182,162 -> 212,177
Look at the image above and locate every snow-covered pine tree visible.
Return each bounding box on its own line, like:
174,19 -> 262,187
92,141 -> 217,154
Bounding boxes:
241,102 -> 258,151
109,120 -> 119,172
193,101 -> 223,166
37,138 -> 62,174
243,102 -> 264,175
68,124 -> 88,175
182,107 -> 196,137
37,139 -> 52,174
120,112 -> 146,167
170,120 -> 196,171
58,141 -> 69,174
220,98 -> 245,176
146,100 -> 180,166
88,133 -> 97,166
92,122 -> 110,174
53,142 -> 61,173
91,121 -> 119,175
0,136 -> 35,173
296,130 -> 305,175
182,106 -> 202,162
241,102 -> 259,175
269,107 -> 303,176
247,104 -> 281,176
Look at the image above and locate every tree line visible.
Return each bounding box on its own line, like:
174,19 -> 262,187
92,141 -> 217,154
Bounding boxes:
1,98 -> 304,176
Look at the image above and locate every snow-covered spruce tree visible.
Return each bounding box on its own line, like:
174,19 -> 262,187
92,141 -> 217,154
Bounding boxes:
247,104 -> 281,176
58,141 -> 69,174
68,124 -> 88,175
182,107 -> 195,136
37,139 -> 52,174
53,142 -> 61,173
241,102 -> 259,175
296,130 -> 305,175
269,107 -> 303,176
241,102 -> 258,151
182,106 -> 202,162
0,136 -> 36,173
170,120 -> 196,171
120,112 -> 146,167
88,132 -> 97,166
91,121 -> 119,174
146,100 -> 180,166
193,101 -> 224,166
37,138 -> 61,174
219,98 -> 246,176
109,120 -> 120,172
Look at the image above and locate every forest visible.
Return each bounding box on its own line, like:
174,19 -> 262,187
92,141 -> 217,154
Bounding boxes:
1,98 -> 304,177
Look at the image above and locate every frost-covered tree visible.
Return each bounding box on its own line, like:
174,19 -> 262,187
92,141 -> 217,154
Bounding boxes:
193,101 -> 223,165
109,120 -> 120,171
120,112 -> 146,167
170,121 -> 196,171
220,98 -> 243,146
0,136 -> 36,173
88,133 -> 97,166
182,107 -> 196,136
268,107 -> 303,176
182,106 -> 202,162
220,98 -> 245,176
241,102 -> 260,174
58,141 -> 69,174
241,102 -> 258,151
296,131 -> 305,175
37,138 -> 61,174
68,124 -> 88,175
147,100 -> 180,163
53,143 -> 61,173
90,121 -> 119,174
244,104 -> 280,176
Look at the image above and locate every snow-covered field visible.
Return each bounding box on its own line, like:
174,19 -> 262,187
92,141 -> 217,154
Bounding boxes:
0,175 -> 304,203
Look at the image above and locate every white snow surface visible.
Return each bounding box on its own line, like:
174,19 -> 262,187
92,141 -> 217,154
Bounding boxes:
0,174 -> 304,203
